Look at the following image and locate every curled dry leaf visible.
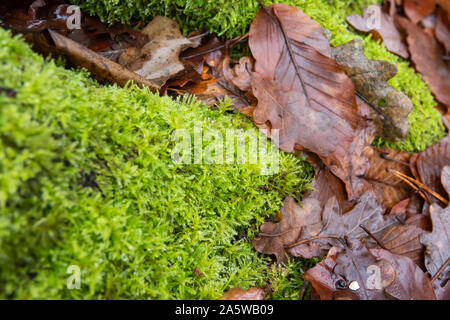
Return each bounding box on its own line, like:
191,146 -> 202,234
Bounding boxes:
396,16 -> 450,111
331,39 -> 413,142
253,191 -> 397,262
305,239 -> 436,300
420,166 -> 450,282
410,135 -> 450,204
118,16 -> 201,87
220,287 -> 265,300
48,30 -> 160,90
346,5 -> 409,58
249,4 -> 370,201
364,148 -> 413,211
404,0 -> 436,24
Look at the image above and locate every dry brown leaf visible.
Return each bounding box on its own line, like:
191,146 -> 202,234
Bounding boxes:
404,0 -> 436,24
305,239 -> 436,300
346,5 -> 409,58
249,4 -> 370,201
396,16 -> 450,111
118,16 -> 200,87
380,224 -> 425,267
220,287 -> 265,300
47,30 -> 160,90
420,166 -> 450,282
331,39 -> 413,141
436,7 -> 450,55
253,191 -> 397,262
365,148 -> 413,211
410,135 -> 450,204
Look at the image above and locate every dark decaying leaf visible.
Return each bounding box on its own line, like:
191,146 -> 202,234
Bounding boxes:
364,148 -> 413,211
118,16 -> 201,87
253,191 -> 397,262
410,135 -> 450,204
420,166 -> 450,282
396,16 -> 450,112
305,239 -> 436,300
331,39 -> 413,142
249,4 -> 370,201
404,0 -> 436,24
346,5 -> 409,58
47,30 -> 160,90
220,287 -> 265,300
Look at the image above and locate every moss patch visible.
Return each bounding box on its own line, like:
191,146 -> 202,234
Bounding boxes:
72,0 -> 445,152
0,28 -> 314,299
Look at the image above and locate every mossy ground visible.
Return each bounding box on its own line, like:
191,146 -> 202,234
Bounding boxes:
73,0 -> 446,152
0,27 -> 315,299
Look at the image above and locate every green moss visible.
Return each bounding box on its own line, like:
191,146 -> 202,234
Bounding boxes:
71,0 -> 445,152
0,28 -> 314,299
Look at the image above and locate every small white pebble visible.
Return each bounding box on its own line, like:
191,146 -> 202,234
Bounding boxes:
349,281 -> 360,291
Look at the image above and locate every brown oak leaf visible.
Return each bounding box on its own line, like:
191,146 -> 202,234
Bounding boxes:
404,0 -> 436,24
331,39 -> 413,142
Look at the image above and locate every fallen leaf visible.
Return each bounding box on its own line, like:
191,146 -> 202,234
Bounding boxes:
249,4 -> 370,201
305,239 -> 436,300
253,191 -> 397,262
220,287 -> 265,300
346,5 -> 409,58
380,224 -> 425,267
364,148 -> 413,211
404,0 -> 436,24
420,166 -> 450,282
118,16 -> 201,87
410,135 -> 450,204
331,39 -> 413,141
396,16 -> 450,111
47,30 -> 160,90
435,7 -> 450,55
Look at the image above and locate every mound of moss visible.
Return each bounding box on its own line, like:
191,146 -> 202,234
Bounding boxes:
72,0 -> 445,152
0,27 -> 316,299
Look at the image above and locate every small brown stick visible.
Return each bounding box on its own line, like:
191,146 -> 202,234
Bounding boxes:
182,33 -> 249,60
379,152 -> 410,167
359,225 -> 388,250
390,170 -> 429,202
299,280 -> 310,300
390,170 -> 449,206
431,257 -> 450,283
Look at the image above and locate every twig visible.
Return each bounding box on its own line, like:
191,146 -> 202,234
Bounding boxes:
182,34 -> 248,60
390,170 -> 449,206
285,236 -> 343,249
379,152 -> 410,167
431,257 -> 450,283
299,280 -> 310,300
359,225 -> 388,250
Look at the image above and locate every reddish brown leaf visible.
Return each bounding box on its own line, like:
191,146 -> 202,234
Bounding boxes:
420,166 -> 450,282
253,191 -> 397,262
220,287 -> 265,300
305,239 -> 436,300
365,148 -> 413,211
436,7 -> 450,55
410,135 -> 450,204
396,16 -> 450,111
346,5 -> 409,58
380,224 -> 425,267
249,4 -> 369,201
404,0 -> 436,24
